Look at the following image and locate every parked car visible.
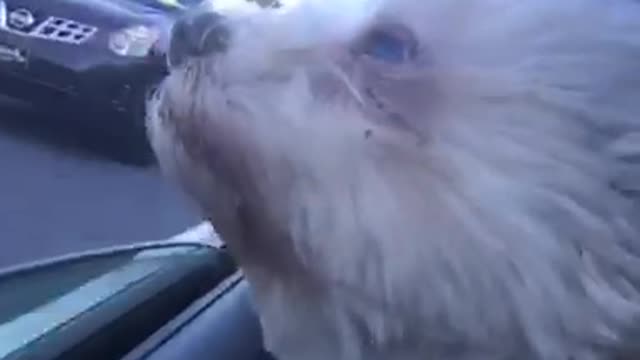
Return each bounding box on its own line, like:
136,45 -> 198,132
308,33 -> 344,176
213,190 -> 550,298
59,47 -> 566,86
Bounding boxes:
0,0 -> 199,165
0,223 -> 277,360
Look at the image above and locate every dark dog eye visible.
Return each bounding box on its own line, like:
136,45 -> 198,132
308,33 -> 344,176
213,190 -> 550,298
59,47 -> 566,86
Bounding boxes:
359,26 -> 417,63
247,0 -> 282,8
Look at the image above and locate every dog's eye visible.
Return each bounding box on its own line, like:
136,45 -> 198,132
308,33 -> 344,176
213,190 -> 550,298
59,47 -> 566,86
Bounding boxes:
358,26 -> 417,63
246,0 -> 282,8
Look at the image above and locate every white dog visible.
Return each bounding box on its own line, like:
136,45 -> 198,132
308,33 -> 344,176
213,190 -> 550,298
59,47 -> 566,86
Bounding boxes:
147,0 -> 640,359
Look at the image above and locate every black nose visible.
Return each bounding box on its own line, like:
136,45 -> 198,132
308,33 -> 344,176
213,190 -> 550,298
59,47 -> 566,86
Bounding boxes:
168,11 -> 230,68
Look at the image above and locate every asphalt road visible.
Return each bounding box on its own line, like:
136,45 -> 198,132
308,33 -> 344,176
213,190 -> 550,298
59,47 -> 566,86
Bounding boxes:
0,103 -> 200,269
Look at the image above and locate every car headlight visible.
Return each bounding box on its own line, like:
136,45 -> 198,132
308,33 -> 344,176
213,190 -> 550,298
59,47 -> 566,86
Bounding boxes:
109,25 -> 160,57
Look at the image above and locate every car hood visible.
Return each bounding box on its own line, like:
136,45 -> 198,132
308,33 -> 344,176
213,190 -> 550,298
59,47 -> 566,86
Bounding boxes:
3,0 -> 191,30
83,0 -> 199,16
60,0 -> 182,25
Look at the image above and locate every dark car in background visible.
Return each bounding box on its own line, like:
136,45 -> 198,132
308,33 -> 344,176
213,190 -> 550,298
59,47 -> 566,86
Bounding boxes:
0,0 -> 201,165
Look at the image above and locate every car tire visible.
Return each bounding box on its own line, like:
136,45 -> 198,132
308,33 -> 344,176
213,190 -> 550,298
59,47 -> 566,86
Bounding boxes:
100,84 -> 159,167
109,120 -> 156,167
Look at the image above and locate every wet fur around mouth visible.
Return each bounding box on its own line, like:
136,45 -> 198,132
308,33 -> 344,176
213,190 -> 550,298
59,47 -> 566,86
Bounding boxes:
147,0 -> 640,359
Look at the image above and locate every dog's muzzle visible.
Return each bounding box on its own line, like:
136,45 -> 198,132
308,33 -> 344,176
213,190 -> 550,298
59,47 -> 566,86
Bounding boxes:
168,10 -> 230,68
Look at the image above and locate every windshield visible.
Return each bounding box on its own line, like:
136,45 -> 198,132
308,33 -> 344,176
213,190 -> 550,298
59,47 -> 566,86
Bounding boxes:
157,0 -> 201,7
0,245 -> 207,359
136,0 -> 204,10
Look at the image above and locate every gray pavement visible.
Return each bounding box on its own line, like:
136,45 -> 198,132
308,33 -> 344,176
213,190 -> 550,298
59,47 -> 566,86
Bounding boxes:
0,105 -> 200,268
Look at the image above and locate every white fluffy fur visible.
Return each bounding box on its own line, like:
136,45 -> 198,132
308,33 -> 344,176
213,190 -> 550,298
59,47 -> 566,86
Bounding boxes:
147,0 -> 640,359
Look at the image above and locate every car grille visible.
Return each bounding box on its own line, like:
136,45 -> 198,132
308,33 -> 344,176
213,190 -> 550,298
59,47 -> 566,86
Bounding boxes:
31,17 -> 97,44
0,1 -> 97,45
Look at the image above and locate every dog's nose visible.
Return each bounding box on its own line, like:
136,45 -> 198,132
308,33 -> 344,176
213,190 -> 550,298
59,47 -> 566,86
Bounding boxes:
168,11 -> 230,68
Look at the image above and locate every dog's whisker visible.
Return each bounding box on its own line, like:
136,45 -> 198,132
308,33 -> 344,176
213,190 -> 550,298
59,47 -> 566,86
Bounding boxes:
328,62 -> 364,106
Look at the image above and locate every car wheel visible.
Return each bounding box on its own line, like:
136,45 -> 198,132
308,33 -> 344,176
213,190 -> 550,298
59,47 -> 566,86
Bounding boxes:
112,121 -> 156,167
104,84 -> 159,167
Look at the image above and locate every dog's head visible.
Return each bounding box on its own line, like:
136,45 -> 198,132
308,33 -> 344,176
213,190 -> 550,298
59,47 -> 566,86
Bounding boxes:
149,1 -> 640,346
148,0 -> 640,356
151,0 -> 640,259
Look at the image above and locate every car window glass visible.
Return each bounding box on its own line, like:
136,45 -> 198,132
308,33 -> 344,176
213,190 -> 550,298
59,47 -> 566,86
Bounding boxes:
0,246 -> 197,359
